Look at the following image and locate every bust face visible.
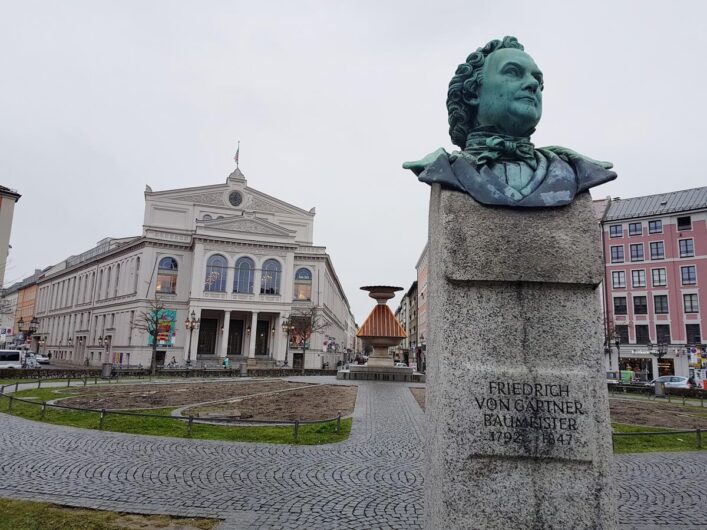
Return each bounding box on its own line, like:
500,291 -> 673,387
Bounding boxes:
474,48 -> 543,137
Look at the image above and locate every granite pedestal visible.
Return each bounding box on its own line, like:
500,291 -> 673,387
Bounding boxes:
425,186 -> 617,529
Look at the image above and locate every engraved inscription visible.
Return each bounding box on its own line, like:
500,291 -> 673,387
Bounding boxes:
474,380 -> 586,450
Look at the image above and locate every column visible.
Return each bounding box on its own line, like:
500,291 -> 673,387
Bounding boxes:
248,311 -> 258,357
219,310 -> 231,358
272,314 -> 282,359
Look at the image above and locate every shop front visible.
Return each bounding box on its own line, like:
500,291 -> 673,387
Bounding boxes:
619,356 -> 654,382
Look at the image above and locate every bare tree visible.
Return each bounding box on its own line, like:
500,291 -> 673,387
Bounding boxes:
132,297 -> 173,375
286,306 -> 329,369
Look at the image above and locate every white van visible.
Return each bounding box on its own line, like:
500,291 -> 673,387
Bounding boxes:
0,350 -> 23,369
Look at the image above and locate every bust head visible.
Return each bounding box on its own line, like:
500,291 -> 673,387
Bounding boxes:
447,37 -> 544,148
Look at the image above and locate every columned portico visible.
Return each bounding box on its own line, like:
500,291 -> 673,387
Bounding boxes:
248,311 -> 258,357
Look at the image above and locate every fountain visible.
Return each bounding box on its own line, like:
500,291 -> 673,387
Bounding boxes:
337,285 -> 424,382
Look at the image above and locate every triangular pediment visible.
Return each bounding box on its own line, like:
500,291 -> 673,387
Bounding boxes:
170,189 -> 228,206
199,215 -> 295,237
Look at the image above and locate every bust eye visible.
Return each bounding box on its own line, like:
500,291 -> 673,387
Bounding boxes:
504,66 -> 521,77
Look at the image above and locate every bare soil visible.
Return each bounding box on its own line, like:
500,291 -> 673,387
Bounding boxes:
58,380 -> 358,421
609,398 -> 707,430
410,388 -> 707,430
189,384 -> 358,421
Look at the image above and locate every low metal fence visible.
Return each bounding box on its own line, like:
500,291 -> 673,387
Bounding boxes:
608,383 -> 706,406
0,378 -> 343,441
612,428 -> 703,449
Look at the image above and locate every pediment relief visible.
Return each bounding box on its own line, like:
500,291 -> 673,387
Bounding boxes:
171,191 -> 226,206
201,216 -> 295,237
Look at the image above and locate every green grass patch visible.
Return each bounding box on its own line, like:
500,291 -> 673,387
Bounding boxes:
0,388 -> 351,445
612,423 -> 706,454
0,497 -> 218,530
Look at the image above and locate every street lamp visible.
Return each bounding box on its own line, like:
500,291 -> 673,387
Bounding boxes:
184,310 -> 200,367
282,317 -> 295,367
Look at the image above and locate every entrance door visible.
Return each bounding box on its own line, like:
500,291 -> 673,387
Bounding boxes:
197,318 -> 218,355
156,351 -> 166,367
255,320 -> 270,355
227,320 -> 244,355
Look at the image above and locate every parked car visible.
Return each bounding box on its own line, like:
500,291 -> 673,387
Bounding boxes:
649,375 -> 690,389
35,353 -> 50,365
394,362 -> 407,368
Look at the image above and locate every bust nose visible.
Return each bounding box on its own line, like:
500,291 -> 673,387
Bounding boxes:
522,74 -> 540,92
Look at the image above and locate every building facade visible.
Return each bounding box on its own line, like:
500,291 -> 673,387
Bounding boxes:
0,185 -> 21,288
416,243 -> 428,355
601,187 -> 707,379
34,168 -> 356,369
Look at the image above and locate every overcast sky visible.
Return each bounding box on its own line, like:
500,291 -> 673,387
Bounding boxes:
2,0 -> 706,322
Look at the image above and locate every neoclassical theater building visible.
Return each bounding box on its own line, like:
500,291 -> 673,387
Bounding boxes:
34,168 -> 356,369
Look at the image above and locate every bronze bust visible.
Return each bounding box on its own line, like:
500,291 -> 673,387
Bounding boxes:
404,36 -> 616,207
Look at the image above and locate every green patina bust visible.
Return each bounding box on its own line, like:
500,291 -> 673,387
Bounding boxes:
404,36 -> 616,207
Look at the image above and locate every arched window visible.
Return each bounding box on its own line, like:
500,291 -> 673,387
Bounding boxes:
205,255 -> 228,292
156,257 -> 178,294
134,257 -> 140,293
294,268 -> 312,300
260,259 -> 281,295
105,267 -> 112,299
114,264 -> 120,297
97,270 -> 103,300
233,257 -> 255,294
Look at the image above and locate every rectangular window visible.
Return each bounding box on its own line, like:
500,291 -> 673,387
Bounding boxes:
648,220 -> 662,234
631,270 -> 646,288
612,271 -> 626,288
613,297 -> 627,315
156,272 -> 178,294
635,324 -> 650,344
649,241 -> 664,260
652,268 -> 667,287
630,243 -> 644,262
656,324 -> 671,343
610,246 -> 624,263
628,222 -> 642,236
654,295 -> 669,314
615,325 -> 629,344
684,294 -> 699,313
681,266 -> 697,285
679,239 -> 694,258
609,225 -> 623,238
686,324 -> 701,344
677,216 -> 692,231
633,296 -> 648,315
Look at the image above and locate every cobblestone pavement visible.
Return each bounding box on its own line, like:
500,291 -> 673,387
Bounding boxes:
0,377 -> 706,529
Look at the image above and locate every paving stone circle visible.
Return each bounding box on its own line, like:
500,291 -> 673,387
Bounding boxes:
0,376 -> 705,529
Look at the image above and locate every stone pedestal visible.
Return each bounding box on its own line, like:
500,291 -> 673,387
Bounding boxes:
425,186 -> 617,529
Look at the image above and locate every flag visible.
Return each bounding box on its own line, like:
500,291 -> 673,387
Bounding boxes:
234,141 -> 240,166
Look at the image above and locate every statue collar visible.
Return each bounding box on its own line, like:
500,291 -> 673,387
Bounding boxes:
464,127 -> 537,170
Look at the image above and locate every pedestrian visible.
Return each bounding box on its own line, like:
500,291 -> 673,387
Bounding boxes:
687,375 -> 697,389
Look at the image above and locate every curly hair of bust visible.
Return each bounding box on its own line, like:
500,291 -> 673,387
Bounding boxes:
447,36 -> 525,149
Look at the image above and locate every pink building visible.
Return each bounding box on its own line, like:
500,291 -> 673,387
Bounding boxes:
601,187 -> 707,379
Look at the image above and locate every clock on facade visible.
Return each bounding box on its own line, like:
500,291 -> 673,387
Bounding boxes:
228,191 -> 243,207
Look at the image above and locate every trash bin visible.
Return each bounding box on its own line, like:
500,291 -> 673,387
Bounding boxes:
240,362 -> 248,377
654,381 -> 666,397
101,362 -> 113,379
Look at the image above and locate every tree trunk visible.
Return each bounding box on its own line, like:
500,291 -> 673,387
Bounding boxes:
150,336 -> 158,376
